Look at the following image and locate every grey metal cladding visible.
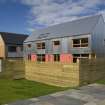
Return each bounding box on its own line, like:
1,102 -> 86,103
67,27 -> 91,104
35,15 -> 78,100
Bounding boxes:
24,15 -> 101,43
91,15 -> 105,57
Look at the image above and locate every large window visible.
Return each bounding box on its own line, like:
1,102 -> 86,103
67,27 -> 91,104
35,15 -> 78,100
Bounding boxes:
27,44 -> 31,48
53,40 -> 60,46
73,54 -> 89,63
37,54 -> 45,62
54,54 -> 60,62
72,38 -> 88,48
36,42 -> 45,49
8,46 -> 16,52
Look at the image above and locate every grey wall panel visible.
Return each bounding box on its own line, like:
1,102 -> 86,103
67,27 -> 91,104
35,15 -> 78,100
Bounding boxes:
70,48 -> 91,54
45,40 -> 52,53
36,49 -> 46,54
91,16 -> 105,57
29,42 -> 37,53
51,38 -> 61,54
61,38 -> 68,53
24,34 -> 92,57
69,35 -> 91,54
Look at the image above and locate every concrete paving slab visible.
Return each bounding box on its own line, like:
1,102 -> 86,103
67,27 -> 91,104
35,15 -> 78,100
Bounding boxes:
98,99 -> 105,105
84,102 -> 97,105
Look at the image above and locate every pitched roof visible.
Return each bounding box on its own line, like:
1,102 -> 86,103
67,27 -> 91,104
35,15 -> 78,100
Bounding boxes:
24,14 -> 102,43
0,32 -> 28,45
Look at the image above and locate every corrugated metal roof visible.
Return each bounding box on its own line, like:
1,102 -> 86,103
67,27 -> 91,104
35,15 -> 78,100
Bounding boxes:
0,32 -> 28,45
24,15 -> 101,43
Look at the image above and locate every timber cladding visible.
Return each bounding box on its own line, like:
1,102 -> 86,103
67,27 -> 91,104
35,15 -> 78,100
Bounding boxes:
25,62 -> 80,87
0,59 -> 105,87
25,59 -> 105,87
79,59 -> 105,85
0,60 -> 25,79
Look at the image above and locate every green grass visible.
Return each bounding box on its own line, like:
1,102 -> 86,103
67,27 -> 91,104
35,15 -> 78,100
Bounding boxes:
96,80 -> 105,84
0,79 -> 68,104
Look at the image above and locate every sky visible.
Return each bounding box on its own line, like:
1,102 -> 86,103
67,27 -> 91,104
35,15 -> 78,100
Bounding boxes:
0,0 -> 105,35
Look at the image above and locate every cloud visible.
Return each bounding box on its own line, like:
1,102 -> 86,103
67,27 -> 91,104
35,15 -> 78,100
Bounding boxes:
19,0 -> 105,30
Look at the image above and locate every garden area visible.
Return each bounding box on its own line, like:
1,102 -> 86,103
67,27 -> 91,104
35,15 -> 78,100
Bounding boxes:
0,79 -> 67,104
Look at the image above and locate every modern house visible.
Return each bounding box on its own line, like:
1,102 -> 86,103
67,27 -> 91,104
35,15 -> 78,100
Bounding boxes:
0,32 -> 28,59
24,14 -> 105,63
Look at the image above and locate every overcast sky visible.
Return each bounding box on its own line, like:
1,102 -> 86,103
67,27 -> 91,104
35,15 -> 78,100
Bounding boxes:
0,0 -> 105,34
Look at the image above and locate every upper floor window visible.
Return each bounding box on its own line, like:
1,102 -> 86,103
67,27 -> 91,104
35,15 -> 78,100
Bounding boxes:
53,41 -> 60,46
8,46 -> 16,52
53,40 -> 60,48
36,42 -> 45,49
27,44 -> 31,48
72,38 -> 88,48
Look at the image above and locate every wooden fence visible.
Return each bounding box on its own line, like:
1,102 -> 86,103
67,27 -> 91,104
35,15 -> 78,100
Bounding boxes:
0,59 -> 105,87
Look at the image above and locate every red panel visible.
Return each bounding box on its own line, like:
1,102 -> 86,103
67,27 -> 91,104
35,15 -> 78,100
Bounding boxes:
45,54 -> 49,62
31,54 -> 37,61
45,54 -> 54,62
60,54 -> 73,63
50,54 -> 54,62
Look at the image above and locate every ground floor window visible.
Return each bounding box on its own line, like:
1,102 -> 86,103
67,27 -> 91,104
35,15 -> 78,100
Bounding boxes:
8,46 -> 17,52
37,54 -> 45,62
54,54 -> 60,62
73,54 -> 89,63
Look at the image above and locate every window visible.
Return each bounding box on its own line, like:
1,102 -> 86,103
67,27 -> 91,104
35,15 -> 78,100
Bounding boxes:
73,54 -> 80,58
81,54 -> 89,58
53,41 -> 60,46
81,38 -> 88,47
36,42 -> 45,49
27,44 -> 31,48
73,39 -> 80,47
73,54 -> 89,63
72,38 -> 88,48
8,46 -> 16,52
37,54 -> 45,62
54,54 -> 60,62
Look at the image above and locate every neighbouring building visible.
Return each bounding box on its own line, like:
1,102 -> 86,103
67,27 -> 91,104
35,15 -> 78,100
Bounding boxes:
24,14 -> 105,63
0,32 -> 28,59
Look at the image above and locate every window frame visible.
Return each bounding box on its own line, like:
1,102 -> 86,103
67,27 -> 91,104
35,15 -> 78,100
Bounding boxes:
36,42 -> 45,49
27,44 -> 31,48
37,54 -> 45,62
53,40 -> 60,46
73,54 -> 89,63
72,38 -> 88,48
8,46 -> 17,52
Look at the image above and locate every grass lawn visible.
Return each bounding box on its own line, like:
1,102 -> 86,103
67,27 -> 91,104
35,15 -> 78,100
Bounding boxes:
0,79 -> 68,104
96,80 -> 105,84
